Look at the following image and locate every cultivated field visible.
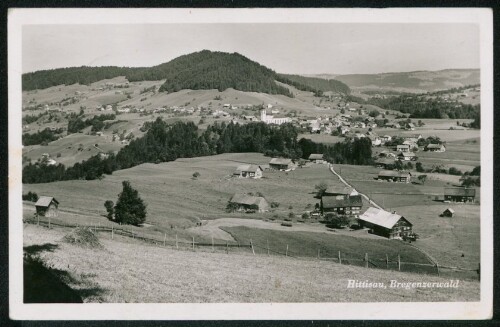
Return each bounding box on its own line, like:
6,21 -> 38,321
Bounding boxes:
23,224 -> 479,303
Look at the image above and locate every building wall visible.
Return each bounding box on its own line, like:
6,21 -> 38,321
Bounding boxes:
444,195 -> 475,203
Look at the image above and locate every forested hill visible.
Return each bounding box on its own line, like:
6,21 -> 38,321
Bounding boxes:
22,50 -> 292,96
276,74 -> 350,96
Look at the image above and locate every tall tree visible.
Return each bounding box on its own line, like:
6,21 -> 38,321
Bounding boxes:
114,181 -> 147,226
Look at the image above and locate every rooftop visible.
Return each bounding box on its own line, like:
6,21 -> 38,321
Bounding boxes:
359,207 -> 411,229
322,195 -> 362,209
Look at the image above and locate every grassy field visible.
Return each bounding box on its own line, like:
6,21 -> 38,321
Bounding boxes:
23,153 -> 342,229
23,224 -> 479,303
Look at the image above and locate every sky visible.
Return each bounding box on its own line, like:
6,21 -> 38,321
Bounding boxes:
22,23 -> 479,75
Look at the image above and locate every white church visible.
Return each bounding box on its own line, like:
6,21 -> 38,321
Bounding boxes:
260,107 -> 292,125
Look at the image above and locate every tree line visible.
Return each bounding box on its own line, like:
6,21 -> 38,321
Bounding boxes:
23,128 -> 64,146
22,119 -> 374,184
276,74 -> 351,96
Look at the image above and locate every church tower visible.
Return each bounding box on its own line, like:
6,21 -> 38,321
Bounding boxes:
260,109 -> 267,122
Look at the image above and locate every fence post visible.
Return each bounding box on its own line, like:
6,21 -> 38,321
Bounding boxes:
163,233 -> 166,247
250,239 -> 255,255
338,251 -> 341,264
365,253 -> 368,268
267,239 -> 270,256
398,254 -> 401,271
192,236 -> 195,251
386,254 -> 389,269
176,234 -> 178,249
286,244 -> 288,257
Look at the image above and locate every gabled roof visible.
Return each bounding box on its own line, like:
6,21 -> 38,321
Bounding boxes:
234,164 -> 262,174
269,158 -> 292,166
444,208 -> 455,213
326,185 -> 356,195
444,188 -> 476,197
378,170 -> 411,178
322,195 -> 362,209
35,196 -> 59,207
359,207 -> 411,229
308,154 -> 324,160
230,194 -> 269,208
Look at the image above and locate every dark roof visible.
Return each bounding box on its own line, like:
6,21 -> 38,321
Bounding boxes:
322,195 -> 362,209
443,208 -> 455,214
35,196 -> 59,207
308,154 -> 324,160
378,170 -> 411,178
444,188 -> 476,197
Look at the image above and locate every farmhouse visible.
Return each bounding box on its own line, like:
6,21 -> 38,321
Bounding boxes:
233,164 -> 263,179
405,123 -> 416,131
358,207 -> 413,239
269,158 -> 293,171
396,144 -> 411,152
442,208 -> 455,217
378,170 -> 411,183
309,153 -> 326,164
375,158 -> 396,169
398,151 -> 417,161
444,188 -> 476,203
35,196 -> 59,217
229,194 -> 269,213
320,195 -> 362,217
425,144 -> 446,152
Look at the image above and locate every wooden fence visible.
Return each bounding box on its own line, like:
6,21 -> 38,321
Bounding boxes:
24,217 -> 480,280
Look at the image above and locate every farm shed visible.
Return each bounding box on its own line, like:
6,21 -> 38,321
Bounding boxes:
229,194 -> 269,213
378,170 -> 411,183
308,153 -> 325,164
444,188 -> 476,203
425,144 -> 446,152
442,208 -> 455,217
35,196 -> 59,217
320,195 -> 362,217
233,164 -> 263,179
358,207 -> 413,239
269,158 -> 293,171
397,151 -> 417,161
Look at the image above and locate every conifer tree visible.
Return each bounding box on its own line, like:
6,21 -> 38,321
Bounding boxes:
114,181 -> 147,226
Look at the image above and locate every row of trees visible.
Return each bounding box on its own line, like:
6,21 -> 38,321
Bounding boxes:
276,74 -> 351,96
365,94 -> 480,120
23,119 -> 376,184
22,128 -> 64,146
68,113 -> 116,133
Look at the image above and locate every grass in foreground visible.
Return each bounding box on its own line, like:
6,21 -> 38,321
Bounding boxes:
23,224 -> 479,303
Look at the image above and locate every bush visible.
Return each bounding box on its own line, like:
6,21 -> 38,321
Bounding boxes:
301,212 -> 310,220
104,200 -> 114,220
270,202 -> 280,208
22,191 -> 39,202
192,171 -> 201,179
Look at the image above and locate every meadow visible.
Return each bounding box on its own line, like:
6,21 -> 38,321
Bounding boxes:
23,224 -> 480,303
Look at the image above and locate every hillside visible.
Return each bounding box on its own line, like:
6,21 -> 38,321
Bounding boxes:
276,73 -> 350,95
22,50 -> 292,96
24,224 -> 479,303
309,69 -> 480,93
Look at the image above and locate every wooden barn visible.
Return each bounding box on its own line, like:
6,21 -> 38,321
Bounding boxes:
358,207 -> 413,239
269,158 -> 293,171
378,170 -> 411,183
308,153 -> 326,164
320,194 -> 363,217
229,194 -> 269,213
35,196 -> 59,217
441,208 -> 455,217
233,164 -> 263,179
444,188 -> 476,203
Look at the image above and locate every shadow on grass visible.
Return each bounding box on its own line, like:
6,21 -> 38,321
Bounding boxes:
24,243 -> 106,303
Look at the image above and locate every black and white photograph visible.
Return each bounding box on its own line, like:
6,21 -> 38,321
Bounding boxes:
8,8 -> 493,320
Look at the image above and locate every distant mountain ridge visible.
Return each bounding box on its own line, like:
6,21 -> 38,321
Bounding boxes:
306,69 -> 480,93
22,50 -> 347,97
